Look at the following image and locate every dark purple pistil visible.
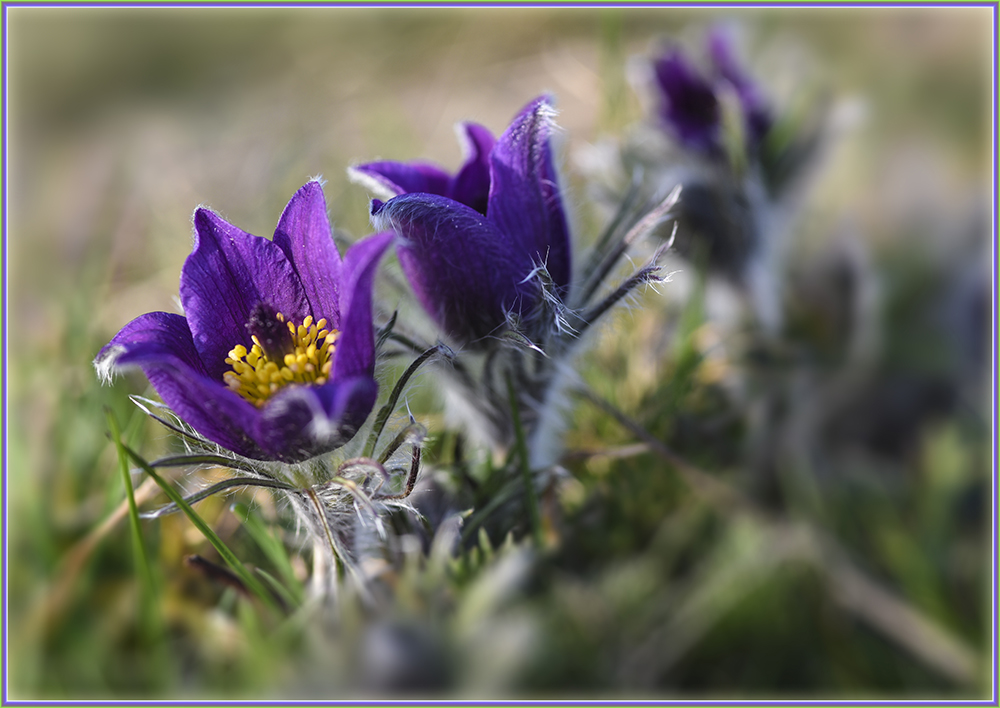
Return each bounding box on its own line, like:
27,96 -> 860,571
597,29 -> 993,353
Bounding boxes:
247,302 -> 294,361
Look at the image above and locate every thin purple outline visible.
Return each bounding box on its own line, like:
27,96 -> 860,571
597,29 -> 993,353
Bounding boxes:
991,3 -> 999,707
4,5 -> 10,708
2,703 -> 999,708
1,2 -> 1000,7
1,2 -> 997,707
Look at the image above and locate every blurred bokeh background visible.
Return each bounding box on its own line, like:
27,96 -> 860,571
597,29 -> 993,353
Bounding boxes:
5,6 -> 994,699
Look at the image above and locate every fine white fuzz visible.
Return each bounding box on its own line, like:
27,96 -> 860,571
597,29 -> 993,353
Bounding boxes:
93,345 -> 126,385
346,165 -> 403,202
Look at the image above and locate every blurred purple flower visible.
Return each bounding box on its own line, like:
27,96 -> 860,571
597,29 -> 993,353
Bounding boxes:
95,181 -> 393,463
360,95 -> 571,346
653,49 -> 722,151
653,31 -> 772,152
707,28 -> 773,145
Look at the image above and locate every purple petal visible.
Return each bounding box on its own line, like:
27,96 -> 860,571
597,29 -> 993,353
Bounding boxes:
96,311 -> 207,380
255,376 -> 378,462
372,194 -> 535,344
450,122 -> 496,214
332,230 -> 394,382
653,50 -> 722,151
707,29 -> 744,84
182,208 -> 310,380
486,95 -> 572,292
272,180 -> 343,327
707,29 -> 772,144
350,161 -> 452,200
95,312 -> 265,459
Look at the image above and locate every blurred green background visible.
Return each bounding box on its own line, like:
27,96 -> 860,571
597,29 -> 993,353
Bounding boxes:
5,6 -> 994,699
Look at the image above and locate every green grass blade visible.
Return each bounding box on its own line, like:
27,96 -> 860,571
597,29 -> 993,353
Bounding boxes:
460,477 -> 522,545
104,408 -> 157,601
121,442 -> 281,615
232,502 -> 304,606
254,567 -> 299,612
506,374 -> 542,548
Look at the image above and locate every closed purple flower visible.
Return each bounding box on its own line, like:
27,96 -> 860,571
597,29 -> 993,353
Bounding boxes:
355,95 -> 571,346
95,181 -> 393,463
351,122 -> 496,216
653,49 -> 722,152
707,28 -> 773,145
653,32 -> 772,152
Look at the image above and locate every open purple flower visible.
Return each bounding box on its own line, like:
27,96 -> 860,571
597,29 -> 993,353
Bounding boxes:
95,181 -> 393,463
355,95 -> 571,346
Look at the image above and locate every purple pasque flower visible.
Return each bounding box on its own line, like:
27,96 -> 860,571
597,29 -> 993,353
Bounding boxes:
95,180 -> 393,463
653,31 -> 772,153
653,48 -> 723,152
707,28 -> 773,146
357,95 -> 571,346
350,122 -> 496,216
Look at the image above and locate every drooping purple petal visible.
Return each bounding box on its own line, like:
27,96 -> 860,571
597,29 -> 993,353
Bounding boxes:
273,180 -> 343,328
707,29 -> 773,145
255,375 -> 378,462
350,161 -> 452,201
372,194 -> 535,345
486,95 -> 572,292
95,311 -> 264,459
96,311 -> 207,380
331,230 -> 394,382
181,208 -> 310,380
450,122 -> 496,214
653,49 -> 722,152
351,123 -> 496,216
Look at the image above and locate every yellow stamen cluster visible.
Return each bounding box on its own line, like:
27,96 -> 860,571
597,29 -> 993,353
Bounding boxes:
223,313 -> 339,407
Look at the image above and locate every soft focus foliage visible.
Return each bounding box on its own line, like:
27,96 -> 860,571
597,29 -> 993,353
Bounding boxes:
6,7 -> 993,700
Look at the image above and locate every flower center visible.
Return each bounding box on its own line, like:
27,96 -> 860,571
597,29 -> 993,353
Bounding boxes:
223,310 -> 339,407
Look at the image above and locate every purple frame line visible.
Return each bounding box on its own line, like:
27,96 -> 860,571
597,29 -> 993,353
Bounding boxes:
1,1 -> 1000,8
3,1 -> 10,706
0,2 -> 996,706
1,703 -> 999,708
993,2 -> 999,705
3,701 -> 1000,706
